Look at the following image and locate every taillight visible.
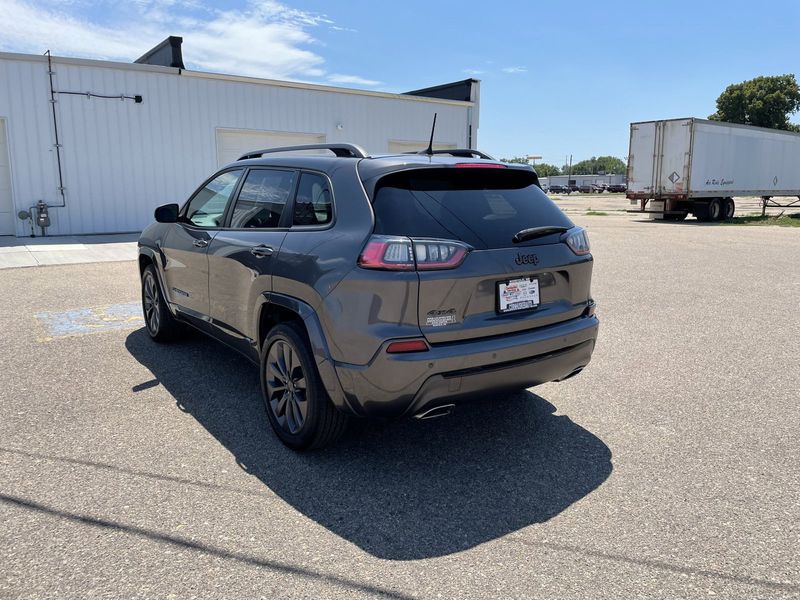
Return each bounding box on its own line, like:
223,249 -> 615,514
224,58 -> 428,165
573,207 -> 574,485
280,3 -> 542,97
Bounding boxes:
565,228 -> 591,255
412,239 -> 469,270
358,235 -> 470,271
357,236 -> 415,270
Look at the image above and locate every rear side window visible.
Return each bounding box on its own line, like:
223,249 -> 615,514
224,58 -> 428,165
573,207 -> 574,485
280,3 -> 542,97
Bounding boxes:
230,169 -> 296,229
372,168 -> 573,249
293,172 -> 332,226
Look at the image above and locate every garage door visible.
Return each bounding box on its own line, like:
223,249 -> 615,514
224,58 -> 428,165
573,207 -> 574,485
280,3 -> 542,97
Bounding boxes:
216,129 -> 326,167
0,119 -> 14,235
387,140 -> 458,154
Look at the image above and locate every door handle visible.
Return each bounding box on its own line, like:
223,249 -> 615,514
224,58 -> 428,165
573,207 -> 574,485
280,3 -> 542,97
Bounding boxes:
192,239 -> 209,248
250,245 -> 274,257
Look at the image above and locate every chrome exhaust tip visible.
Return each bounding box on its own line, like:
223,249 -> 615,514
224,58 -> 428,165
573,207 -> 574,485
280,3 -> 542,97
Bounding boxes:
414,404 -> 455,420
557,367 -> 584,382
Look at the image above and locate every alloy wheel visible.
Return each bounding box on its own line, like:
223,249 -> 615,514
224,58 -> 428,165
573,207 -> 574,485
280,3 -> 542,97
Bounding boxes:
143,273 -> 160,334
266,340 -> 308,434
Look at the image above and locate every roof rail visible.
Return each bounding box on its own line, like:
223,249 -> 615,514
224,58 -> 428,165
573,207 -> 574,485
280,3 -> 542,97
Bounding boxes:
237,143 -> 368,161
411,148 -> 497,160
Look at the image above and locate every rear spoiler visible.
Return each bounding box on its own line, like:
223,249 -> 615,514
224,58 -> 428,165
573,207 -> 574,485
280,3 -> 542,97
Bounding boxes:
359,163 -> 543,200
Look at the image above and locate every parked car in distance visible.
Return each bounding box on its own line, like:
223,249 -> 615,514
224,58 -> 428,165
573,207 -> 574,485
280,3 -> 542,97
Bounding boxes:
138,144 -> 599,450
549,184 -> 569,194
607,183 -> 627,193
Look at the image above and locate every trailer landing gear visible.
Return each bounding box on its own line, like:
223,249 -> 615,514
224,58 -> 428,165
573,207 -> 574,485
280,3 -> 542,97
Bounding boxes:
761,195 -> 800,216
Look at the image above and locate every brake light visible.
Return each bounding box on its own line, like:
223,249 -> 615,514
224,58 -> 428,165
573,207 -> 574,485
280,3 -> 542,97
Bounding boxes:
386,339 -> 429,353
455,163 -> 506,168
359,236 -> 470,271
357,236 -> 415,270
565,228 -> 591,255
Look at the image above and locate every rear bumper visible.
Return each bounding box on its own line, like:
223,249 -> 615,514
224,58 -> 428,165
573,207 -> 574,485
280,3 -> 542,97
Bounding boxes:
333,314 -> 599,418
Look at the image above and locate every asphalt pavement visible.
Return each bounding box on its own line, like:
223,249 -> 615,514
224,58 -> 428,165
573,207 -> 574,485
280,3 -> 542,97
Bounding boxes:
1,214 -> 798,598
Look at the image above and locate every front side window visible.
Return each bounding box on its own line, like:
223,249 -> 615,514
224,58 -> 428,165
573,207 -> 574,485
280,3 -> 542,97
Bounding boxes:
293,172 -> 333,226
184,170 -> 243,228
230,169 -> 296,229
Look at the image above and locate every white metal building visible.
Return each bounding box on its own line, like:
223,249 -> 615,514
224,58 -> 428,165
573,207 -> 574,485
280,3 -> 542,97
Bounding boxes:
540,173 -> 626,189
0,41 -> 479,237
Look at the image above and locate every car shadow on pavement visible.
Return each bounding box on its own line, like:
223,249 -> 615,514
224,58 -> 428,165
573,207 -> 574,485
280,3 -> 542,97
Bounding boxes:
125,327 -> 612,561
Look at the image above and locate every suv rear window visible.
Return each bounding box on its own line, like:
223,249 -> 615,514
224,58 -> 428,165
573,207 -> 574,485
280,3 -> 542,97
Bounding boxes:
372,168 -> 573,249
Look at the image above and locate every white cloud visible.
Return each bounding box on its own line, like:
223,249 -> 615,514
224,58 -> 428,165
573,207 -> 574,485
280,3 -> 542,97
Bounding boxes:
463,68 -> 485,75
0,0 -> 376,84
502,66 -> 527,74
326,74 -> 381,87
1,1 -> 148,59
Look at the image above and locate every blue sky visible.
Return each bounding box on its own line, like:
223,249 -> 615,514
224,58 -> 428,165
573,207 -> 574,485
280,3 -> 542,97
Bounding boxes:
3,0 -> 799,164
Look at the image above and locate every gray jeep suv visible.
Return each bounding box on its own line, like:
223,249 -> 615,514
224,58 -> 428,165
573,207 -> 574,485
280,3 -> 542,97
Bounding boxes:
138,144 -> 598,450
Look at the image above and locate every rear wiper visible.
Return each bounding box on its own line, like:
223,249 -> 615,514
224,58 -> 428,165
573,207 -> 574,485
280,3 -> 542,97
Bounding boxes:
512,226 -> 569,244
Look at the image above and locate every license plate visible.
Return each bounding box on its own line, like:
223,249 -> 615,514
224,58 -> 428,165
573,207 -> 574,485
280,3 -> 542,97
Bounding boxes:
497,277 -> 540,313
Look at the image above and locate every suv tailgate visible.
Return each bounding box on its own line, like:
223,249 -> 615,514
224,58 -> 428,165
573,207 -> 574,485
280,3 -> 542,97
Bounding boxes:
370,166 -> 593,344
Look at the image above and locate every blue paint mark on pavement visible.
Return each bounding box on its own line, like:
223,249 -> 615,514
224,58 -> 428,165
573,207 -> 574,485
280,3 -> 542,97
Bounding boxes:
36,302 -> 144,338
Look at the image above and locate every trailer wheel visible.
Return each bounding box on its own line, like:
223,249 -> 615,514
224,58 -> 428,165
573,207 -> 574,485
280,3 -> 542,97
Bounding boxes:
708,198 -> 722,221
722,197 -> 735,220
695,199 -> 721,222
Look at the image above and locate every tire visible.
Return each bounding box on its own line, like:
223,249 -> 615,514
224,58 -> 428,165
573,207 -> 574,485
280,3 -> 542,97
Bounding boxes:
694,199 -> 720,222
261,322 -> 348,451
141,264 -> 183,342
722,197 -> 735,220
708,198 -> 722,221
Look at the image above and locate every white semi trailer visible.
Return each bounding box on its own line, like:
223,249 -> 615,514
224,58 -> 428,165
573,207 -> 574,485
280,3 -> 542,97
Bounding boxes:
626,118 -> 800,221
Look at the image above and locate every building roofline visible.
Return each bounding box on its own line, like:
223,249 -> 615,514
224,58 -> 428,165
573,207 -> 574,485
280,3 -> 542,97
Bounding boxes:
405,78 -> 481,96
0,50 -> 474,107
180,69 -> 474,106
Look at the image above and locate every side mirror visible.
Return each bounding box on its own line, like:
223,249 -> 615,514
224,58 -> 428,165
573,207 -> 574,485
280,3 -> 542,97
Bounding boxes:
154,203 -> 179,223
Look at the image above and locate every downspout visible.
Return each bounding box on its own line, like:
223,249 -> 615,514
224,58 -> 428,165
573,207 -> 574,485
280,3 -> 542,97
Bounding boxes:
45,50 -> 67,208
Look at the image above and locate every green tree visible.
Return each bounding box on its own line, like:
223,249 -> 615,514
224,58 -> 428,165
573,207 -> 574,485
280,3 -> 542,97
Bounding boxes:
566,156 -> 627,175
709,74 -> 800,131
531,162 -> 561,176
500,157 -> 561,176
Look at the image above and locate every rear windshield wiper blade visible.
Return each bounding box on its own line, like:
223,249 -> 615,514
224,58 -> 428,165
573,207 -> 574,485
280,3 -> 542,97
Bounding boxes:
512,226 -> 569,244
